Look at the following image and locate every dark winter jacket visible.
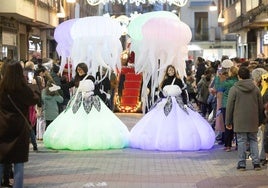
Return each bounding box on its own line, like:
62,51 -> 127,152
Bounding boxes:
195,62 -> 206,84
225,79 -> 263,132
95,71 -> 111,103
197,76 -> 210,104
160,76 -> 188,104
0,86 -> 40,163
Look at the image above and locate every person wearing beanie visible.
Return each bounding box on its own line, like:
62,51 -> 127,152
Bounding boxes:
213,58 -> 234,146
221,59 -> 234,69
252,68 -> 267,87
252,68 -> 268,165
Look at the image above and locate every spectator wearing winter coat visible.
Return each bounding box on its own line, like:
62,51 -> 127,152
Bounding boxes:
252,67 -> 268,165
226,66 -> 263,171
195,57 -> 206,84
219,66 -> 238,152
197,69 -> 212,117
42,80 -> 64,130
0,60 -> 40,187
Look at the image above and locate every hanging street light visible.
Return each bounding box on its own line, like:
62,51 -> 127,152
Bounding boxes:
86,0 -> 188,7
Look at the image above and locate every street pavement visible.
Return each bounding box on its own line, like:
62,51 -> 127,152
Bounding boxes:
24,113 -> 268,188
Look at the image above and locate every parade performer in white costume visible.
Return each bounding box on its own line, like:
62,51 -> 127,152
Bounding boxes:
128,12 -> 215,151
43,76 -> 129,150
43,16 -> 129,150
129,65 -> 215,151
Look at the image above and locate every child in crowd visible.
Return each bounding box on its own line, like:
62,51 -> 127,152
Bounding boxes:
42,80 -> 63,130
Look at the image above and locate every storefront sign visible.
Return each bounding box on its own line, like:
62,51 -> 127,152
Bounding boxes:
263,32 -> 268,45
209,45 -> 234,49
2,31 -> 16,46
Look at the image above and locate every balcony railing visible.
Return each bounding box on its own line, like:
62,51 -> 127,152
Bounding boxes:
190,27 -> 209,41
25,0 -> 57,11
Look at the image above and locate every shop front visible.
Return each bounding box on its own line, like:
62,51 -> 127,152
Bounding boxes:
188,41 -> 237,62
0,17 -> 18,60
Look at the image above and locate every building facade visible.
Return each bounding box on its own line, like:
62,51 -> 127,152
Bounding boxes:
0,0 -> 99,62
220,0 -> 268,59
180,0 -> 237,61
0,0 -> 60,61
3,0 -> 265,62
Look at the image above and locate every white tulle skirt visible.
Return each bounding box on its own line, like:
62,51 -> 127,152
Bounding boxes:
129,97 -> 215,151
43,95 -> 130,150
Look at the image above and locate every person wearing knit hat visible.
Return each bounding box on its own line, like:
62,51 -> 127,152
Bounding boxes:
252,68 -> 267,87
263,74 -> 268,165
221,59 -> 234,69
252,67 -> 268,165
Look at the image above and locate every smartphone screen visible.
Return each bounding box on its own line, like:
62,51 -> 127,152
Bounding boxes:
28,72 -> 34,84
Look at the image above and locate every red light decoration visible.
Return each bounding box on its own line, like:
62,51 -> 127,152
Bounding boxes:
115,94 -> 142,113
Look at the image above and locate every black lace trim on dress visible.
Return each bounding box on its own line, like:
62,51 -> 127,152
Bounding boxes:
83,96 -> 101,114
65,92 -> 102,114
72,92 -> 82,113
164,97 -> 172,116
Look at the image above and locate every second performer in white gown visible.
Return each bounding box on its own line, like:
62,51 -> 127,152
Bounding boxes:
129,65 -> 215,151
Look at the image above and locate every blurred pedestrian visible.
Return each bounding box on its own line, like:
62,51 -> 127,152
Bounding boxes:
252,68 -> 268,165
42,80 -> 63,130
0,60 -> 40,187
220,66 -> 238,152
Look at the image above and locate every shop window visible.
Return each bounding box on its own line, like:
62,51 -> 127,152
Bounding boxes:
28,36 -> 42,53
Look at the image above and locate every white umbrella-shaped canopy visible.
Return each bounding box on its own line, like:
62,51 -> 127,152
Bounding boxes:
127,11 -> 192,111
54,19 -> 77,73
54,16 -> 123,78
70,16 -> 123,77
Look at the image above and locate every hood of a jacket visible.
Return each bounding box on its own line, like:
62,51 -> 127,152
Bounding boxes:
234,79 -> 256,93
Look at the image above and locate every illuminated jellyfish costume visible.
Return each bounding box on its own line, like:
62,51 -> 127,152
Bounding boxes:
43,16 -> 130,150
128,11 -> 215,151
129,82 -> 215,151
43,78 -> 130,150
54,16 -> 123,82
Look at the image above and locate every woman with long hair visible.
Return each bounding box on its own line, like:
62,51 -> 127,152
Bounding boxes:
43,63 -> 129,150
0,60 -> 40,188
129,65 -> 215,151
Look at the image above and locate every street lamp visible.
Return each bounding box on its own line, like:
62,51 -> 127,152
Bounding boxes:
169,0 -> 188,7
87,0 -> 103,6
217,0 -> 225,23
218,10 -> 225,23
85,0 -> 188,7
57,0 -> 66,18
209,1 -> 217,11
66,0 -> 80,19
